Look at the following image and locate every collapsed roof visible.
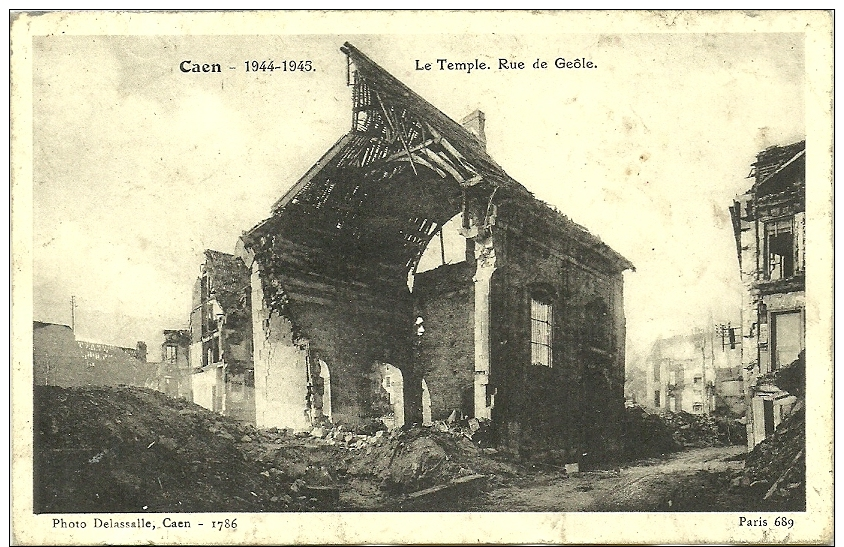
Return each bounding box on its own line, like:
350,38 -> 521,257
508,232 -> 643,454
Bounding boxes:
749,140 -> 806,196
244,42 -> 631,285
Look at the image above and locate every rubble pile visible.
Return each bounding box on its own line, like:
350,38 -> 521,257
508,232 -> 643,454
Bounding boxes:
622,405 -> 681,459
738,403 -> 805,510
251,418 -> 518,497
661,411 -> 746,448
36,385 -> 520,512
34,385 -> 310,513
346,424 -> 514,493
730,350 -> 805,509
623,406 -> 746,459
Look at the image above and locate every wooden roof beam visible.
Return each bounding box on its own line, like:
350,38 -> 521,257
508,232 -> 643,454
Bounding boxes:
375,90 -> 418,176
421,148 -> 465,183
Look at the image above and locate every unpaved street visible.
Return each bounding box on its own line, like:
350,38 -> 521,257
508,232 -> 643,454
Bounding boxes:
463,446 -> 746,512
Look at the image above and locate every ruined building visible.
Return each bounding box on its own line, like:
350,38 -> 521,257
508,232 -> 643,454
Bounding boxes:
145,329 -> 193,400
189,249 -> 255,423
630,325 -> 744,417
235,43 -> 632,459
730,140 -> 805,449
33,321 -> 148,387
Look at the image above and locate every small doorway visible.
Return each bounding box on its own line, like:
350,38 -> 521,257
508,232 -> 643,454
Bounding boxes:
422,378 -> 432,426
381,364 -> 405,429
763,399 -> 775,437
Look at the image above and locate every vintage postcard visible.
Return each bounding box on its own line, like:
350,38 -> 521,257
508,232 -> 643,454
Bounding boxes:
10,10 -> 833,545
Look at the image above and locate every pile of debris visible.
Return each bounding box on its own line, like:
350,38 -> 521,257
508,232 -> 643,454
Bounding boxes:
622,406 -> 746,460
737,404 -> 805,510
35,385 -> 523,512
661,411 -> 746,448
251,417 -> 517,498
427,413 -> 496,447
34,385 -> 312,513
731,351 -> 805,509
724,404 -> 805,510
622,405 -> 681,459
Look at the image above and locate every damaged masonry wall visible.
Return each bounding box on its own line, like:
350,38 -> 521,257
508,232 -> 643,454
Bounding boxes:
730,141 -> 805,450
238,43 -> 632,459
189,250 -> 255,424
490,199 -> 629,460
241,234 -> 413,430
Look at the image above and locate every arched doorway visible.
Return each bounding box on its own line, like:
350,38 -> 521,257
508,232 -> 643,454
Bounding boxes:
408,212 -> 468,292
381,363 -> 405,429
319,359 -> 332,422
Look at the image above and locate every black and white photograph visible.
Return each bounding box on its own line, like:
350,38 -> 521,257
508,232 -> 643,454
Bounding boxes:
11,10 -> 833,545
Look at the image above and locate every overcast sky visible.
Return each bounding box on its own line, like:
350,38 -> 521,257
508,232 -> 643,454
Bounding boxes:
32,33 -> 804,360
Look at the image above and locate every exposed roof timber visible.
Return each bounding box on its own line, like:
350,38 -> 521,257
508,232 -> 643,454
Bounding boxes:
421,147 -> 464,182
392,153 -> 447,178
461,175 -> 484,187
342,42 -> 516,190
755,149 -> 805,190
273,133 -> 356,212
377,138 -> 439,165
247,43 -> 634,284
436,133 -> 477,175
373,90 -> 418,175
422,122 -> 478,178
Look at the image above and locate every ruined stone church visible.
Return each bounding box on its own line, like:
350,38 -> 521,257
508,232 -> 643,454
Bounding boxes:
196,43 -> 633,460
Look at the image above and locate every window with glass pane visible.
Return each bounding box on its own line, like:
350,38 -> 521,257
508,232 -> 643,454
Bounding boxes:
531,298 -> 553,367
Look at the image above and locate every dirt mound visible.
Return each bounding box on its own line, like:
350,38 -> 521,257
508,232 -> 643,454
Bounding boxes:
345,426 -> 517,494
248,423 -> 521,499
739,403 -> 805,510
34,385 -> 308,513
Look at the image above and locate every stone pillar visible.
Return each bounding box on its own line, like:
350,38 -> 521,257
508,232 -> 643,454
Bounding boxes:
473,235 -> 496,420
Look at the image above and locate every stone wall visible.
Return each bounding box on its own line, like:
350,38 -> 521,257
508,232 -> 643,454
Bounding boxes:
489,200 -> 628,460
413,262 -> 475,420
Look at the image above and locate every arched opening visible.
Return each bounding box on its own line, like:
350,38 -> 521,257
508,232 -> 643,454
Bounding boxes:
319,359 -> 332,422
408,212 -> 468,291
417,213 -> 468,272
380,363 -> 405,429
422,378 -> 432,426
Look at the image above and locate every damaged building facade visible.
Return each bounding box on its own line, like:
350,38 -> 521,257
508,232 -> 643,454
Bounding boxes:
145,329 -> 193,400
33,321 -> 148,387
188,250 -> 255,423
233,43 -> 632,459
631,325 -> 744,417
730,141 -> 805,449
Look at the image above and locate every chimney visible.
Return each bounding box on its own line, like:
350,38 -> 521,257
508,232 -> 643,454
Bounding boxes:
460,110 -> 486,149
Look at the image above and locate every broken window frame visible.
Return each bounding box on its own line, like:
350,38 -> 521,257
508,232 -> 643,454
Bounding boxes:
764,217 -> 795,281
530,297 -> 553,368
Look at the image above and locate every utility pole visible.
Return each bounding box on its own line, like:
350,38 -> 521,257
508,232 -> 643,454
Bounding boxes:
70,295 -> 76,331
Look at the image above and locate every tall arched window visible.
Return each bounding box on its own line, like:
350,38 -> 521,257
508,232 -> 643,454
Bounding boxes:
531,297 -> 553,367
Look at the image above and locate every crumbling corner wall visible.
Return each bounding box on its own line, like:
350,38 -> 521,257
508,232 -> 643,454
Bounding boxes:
250,262 -> 310,431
